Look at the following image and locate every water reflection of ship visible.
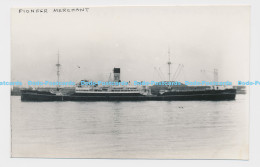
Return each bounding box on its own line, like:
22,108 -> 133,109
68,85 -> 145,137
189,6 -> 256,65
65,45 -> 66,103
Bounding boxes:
20,51 -> 237,101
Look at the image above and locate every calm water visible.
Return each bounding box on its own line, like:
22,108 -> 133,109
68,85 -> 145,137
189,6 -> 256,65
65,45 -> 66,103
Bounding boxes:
11,95 -> 249,159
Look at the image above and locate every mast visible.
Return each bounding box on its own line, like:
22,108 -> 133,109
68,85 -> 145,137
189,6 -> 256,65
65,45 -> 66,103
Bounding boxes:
167,47 -> 172,82
213,68 -> 218,82
56,50 -> 61,90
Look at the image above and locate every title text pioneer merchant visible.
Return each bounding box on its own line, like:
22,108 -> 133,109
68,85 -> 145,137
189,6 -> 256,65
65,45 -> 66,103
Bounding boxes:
18,8 -> 89,14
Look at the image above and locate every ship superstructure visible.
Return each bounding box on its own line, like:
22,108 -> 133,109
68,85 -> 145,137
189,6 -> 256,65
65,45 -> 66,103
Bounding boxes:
74,68 -> 149,96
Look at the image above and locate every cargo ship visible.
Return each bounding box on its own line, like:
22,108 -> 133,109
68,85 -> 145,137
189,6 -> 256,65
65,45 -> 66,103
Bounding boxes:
20,52 -> 236,102
21,85 -> 236,101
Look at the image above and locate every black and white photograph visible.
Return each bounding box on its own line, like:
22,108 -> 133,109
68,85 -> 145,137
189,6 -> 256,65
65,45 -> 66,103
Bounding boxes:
10,6 -> 249,159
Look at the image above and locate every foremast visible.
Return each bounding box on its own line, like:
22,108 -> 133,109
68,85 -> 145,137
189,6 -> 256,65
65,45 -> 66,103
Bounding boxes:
167,47 -> 172,85
56,51 -> 61,90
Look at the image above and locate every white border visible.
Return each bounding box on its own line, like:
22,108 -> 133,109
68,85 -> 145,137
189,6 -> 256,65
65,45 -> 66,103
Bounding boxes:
1,0 -> 260,167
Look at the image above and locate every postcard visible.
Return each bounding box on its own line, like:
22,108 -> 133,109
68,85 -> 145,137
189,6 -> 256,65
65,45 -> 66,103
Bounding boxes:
11,6 -> 249,159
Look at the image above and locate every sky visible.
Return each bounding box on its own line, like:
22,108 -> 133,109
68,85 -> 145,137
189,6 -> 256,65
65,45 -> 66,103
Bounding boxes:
11,6 -> 250,85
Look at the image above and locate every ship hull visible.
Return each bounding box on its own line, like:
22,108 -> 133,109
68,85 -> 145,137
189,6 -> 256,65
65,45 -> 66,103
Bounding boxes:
21,89 -> 236,101
21,90 -> 64,101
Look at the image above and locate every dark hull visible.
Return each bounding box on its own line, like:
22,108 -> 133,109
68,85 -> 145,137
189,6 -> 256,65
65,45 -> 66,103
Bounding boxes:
21,89 -> 236,102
